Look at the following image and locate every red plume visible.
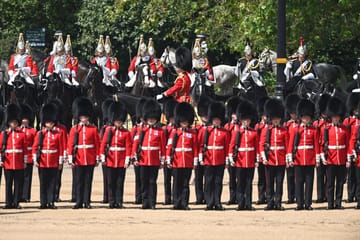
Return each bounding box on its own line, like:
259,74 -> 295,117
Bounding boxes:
299,36 -> 304,47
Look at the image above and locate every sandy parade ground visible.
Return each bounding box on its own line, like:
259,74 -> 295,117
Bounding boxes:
0,165 -> 359,240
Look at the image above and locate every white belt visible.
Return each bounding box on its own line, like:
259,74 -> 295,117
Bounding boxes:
27,147 -> 32,151
297,145 -> 314,150
141,146 -> 160,151
41,149 -> 58,154
109,147 -> 126,151
328,145 -> 346,150
207,146 -> 224,150
238,147 -> 255,152
175,147 -> 192,152
270,146 -> 285,150
77,144 -> 94,149
5,149 -> 23,153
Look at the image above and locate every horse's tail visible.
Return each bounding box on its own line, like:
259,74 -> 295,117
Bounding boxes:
334,65 -> 348,91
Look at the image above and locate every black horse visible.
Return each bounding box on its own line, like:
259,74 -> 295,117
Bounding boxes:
233,74 -> 268,104
130,63 -> 161,97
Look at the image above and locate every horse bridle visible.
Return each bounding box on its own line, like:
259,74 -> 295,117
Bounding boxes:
162,47 -> 177,76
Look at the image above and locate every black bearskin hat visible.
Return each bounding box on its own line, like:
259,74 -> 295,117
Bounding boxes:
102,98 -> 115,125
135,98 -> 148,122
347,92 -> 360,114
108,101 -> 127,123
257,96 -> 270,117
236,100 -> 257,123
208,101 -> 226,124
163,98 -> 178,122
297,99 -> 315,118
285,93 -> 301,115
48,99 -> 64,124
175,102 -> 195,126
20,103 -> 35,126
264,98 -> 284,120
4,104 -> 21,125
41,103 -> 58,124
143,99 -> 162,121
175,47 -> 192,72
316,93 -> 331,116
73,97 -> 93,119
197,95 -> 213,117
226,96 -> 243,120
326,97 -> 346,118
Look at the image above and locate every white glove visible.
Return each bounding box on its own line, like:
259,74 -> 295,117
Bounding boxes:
353,73 -> 359,80
128,71 -> 135,80
46,72 -> 52,77
157,71 -> 163,78
109,69 -> 117,76
156,94 -> 164,101
302,73 -> 315,80
8,70 -> 14,77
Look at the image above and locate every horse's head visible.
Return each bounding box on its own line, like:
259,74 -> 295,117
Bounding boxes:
83,63 -> 103,89
160,46 -> 176,67
259,48 -> 277,72
13,74 -> 26,90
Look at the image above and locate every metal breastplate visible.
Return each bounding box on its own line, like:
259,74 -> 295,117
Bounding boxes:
53,55 -> 67,71
96,56 -> 107,67
14,54 -> 28,68
193,58 -> 206,69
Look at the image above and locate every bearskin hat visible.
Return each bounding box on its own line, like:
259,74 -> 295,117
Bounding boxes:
101,98 -> 115,125
285,93 -> 301,115
175,102 -> 195,126
236,100 -> 257,127
326,97 -> 346,118
175,47 -> 192,72
347,92 -> 360,114
316,93 -> 331,116
20,103 -> 35,126
143,99 -> 162,121
48,99 -> 64,123
163,98 -> 178,122
73,97 -> 93,119
264,98 -> 284,120
41,103 -> 58,124
208,101 -> 226,124
4,104 -> 21,125
135,98 -> 148,122
257,96 -> 270,117
297,99 -> 315,118
108,101 -> 127,123
197,95 -> 213,117
226,96 -> 243,119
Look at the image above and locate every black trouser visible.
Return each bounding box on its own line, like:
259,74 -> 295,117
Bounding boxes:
195,165 -> 205,203
257,162 -> 266,202
172,168 -> 192,209
236,167 -> 255,208
4,169 -> 24,207
265,165 -> 285,207
55,168 -> 63,201
355,167 -> 360,206
71,168 -> 76,202
294,166 -> 314,207
326,165 -> 346,207
102,165 -> 109,202
227,166 -> 237,203
163,166 -> 172,203
74,165 -> 95,206
140,166 -> 159,208
134,165 -> 142,203
286,167 -> 295,202
347,163 -> 356,201
22,163 -> 33,201
39,167 -> 57,205
204,165 -> 225,208
316,162 -> 327,201
108,167 -> 126,206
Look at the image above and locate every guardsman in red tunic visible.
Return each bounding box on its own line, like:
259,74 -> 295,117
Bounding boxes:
313,93 -> 331,203
224,96 -> 243,205
19,104 -> 37,203
229,100 -> 258,211
284,93 -> 301,204
288,99 -> 320,210
0,104 -> 28,209
156,47 -> 192,103
162,99 -> 178,205
259,99 -> 288,211
132,99 -> 166,209
100,101 -> 132,209
33,103 -> 64,209
321,97 -> 350,210
64,34 -> 80,86
166,102 -> 198,210
68,97 -> 100,209
254,96 -> 269,205
148,38 -> 166,89
199,101 -> 230,211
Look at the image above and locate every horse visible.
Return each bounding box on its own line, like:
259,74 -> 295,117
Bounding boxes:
130,63 -> 159,97
259,47 -> 277,73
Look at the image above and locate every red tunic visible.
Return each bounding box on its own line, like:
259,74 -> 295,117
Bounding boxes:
109,56 -> 119,72
54,124 -> 68,160
47,54 -> 73,73
259,125 -> 288,166
255,121 -> 266,162
70,56 -> 79,73
164,72 -> 191,103
20,126 -> 37,164
128,56 -> 156,74
348,123 -> 360,167
90,56 -> 111,69
0,129 -> 28,170
149,57 -> 165,79
8,54 -> 33,73
321,124 -> 349,165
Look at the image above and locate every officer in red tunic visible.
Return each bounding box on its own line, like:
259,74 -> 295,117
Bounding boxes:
33,103 -> 64,209
199,101 -> 230,210
166,102 -> 198,210
0,104 -> 28,209
156,47 -> 192,103
132,99 -> 166,209
19,104 -> 37,203
148,38 -> 165,89
64,34 -> 80,86
229,100 -> 258,211
288,99 -> 320,210
104,35 -> 122,88
68,97 -> 100,209
321,97 -> 350,209
260,99 -> 288,211
100,101 -> 132,209
162,98 -> 178,205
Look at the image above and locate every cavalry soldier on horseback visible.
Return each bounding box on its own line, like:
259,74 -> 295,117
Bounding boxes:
46,34 -> 73,86
104,35 -> 122,88
24,41 -> 39,78
50,30 -> 63,56
148,38 -> 165,88
7,33 -> 35,86
64,35 -> 79,86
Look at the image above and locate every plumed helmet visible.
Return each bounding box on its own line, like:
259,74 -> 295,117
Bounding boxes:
101,98 -> 115,125
285,93 -> 301,115
104,35 -> 112,54
148,38 -> 155,56
297,36 -> 308,56
264,98 -> 284,120
96,35 -> 105,54
226,96 -> 243,120
175,102 -> 195,126
108,101 -> 127,123
257,96 -> 270,117
316,93 -> 331,116
197,95 -> 213,117
163,98 -> 178,122
64,34 -> 72,54
4,103 -> 21,125
326,97 -> 346,118
208,101 -> 226,124
192,38 -> 201,58
135,98 -> 148,122
16,33 -> 25,53
20,103 -> 35,126
347,92 -> 360,114
175,47 -> 192,72
56,34 -> 64,53
25,41 -> 31,55
143,99 -> 162,121
73,97 -> 93,119
297,99 -> 315,118
137,35 -> 147,56
54,30 -> 62,37
236,100 -> 257,125
41,103 -> 58,124
244,37 -> 252,56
